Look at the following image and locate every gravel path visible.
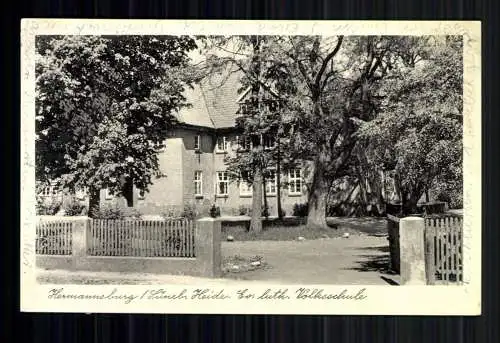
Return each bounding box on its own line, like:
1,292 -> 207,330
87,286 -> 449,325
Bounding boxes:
222,235 -> 399,285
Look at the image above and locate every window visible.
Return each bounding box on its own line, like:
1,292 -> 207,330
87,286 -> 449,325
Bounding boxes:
39,183 -> 59,197
194,135 -> 200,150
137,188 -> 145,200
216,136 -> 228,152
263,135 -> 275,150
104,188 -> 114,199
239,182 -> 252,196
268,100 -> 280,112
194,171 -> 203,197
236,135 -> 252,151
75,187 -> 87,200
288,169 -> 302,195
239,103 -> 249,114
239,171 -> 252,196
149,140 -> 166,152
265,170 -> 277,195
216,171 -> 229,196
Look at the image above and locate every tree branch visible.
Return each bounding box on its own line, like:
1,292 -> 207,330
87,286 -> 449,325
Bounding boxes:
314,36 -> 344,89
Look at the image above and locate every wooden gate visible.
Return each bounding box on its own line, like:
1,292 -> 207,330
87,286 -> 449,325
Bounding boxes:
424,215 -> 463,285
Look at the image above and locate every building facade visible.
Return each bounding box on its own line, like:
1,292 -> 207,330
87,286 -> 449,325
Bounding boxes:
38,69 -> 308,217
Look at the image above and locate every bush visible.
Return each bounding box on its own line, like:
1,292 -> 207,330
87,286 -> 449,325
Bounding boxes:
180,202 -> 198,220
91,203 -> 142,220
261,205 -> 270,218
292,203 -> 309,217
238,205 -> 250,216
161,206 -> 181,219
62,198 -> 87,216
36,197 -> 62,215
436,191 -> 462,210
278,208 -> 286,218
420,202 -> 447,215
209,204 -> 221,218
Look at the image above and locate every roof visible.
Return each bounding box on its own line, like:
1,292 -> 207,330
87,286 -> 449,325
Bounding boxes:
176,68 -> 244,129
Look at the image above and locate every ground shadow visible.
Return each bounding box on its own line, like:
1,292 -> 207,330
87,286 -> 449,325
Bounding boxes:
346,254 -> 397,275
326,217 -> 388,235
380,276 -> 399,285
358,245 -> 390,253
346,253 -> 400,285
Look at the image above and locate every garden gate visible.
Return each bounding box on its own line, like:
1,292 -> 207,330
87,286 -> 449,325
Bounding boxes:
424,215 -> 463,285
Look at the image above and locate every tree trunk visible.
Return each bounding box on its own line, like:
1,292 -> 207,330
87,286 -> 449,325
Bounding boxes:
88,187 -> 100,217
250,169 -> 263,232
404,193 -> 420,215
276,138 -> 283,219
306,162 -> 329,229
123,177 -> 134,207
262,172 -> 269,219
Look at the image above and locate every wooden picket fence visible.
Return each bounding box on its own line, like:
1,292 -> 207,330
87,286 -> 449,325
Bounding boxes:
87,219 -> 196,258
424,215 -> 463,285
36,221 -> 73,255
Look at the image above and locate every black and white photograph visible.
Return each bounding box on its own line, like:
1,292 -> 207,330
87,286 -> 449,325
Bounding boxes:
20,20 -> 481,314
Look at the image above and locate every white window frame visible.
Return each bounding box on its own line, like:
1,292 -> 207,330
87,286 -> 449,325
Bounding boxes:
236,136 -> 252,151
149,140 -> 166,152
265,170 -> 277,195
216,136 -> 228,153
239,181 -> 252,197
263,135 -> 275,150
216,171 -> 229,196
104,188 -> 114,200
75,187 -> 87,200
39,182 -> 59,197
194,171 -> 203,197
194,135 -> 201,151
288,169 -> 302,195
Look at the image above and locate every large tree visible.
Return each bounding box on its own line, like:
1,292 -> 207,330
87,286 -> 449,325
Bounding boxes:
201,36 -> 290,231
35,35 -> 197,213
272,36 -> 407,228
357,36 -> 463,213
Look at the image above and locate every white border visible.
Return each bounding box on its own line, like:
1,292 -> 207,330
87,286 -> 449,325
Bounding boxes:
20,20 -> 481,315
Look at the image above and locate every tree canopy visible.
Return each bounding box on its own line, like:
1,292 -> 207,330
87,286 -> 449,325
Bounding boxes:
357,36 -> 463,211
35,35 -> 197,209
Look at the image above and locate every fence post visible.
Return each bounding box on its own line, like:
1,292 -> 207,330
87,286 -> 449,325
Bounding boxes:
399,217 -> 426,285
195,218 -> 222,278
72,217 -> 89,269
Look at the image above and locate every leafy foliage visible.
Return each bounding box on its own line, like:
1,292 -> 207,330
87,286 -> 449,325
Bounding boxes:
62,198 -> 88,216
293,203 -> 309,217
36,197 -> 62,215
91,203 -> 143,220
357,36 -> 463,212
36,35 -> 197,204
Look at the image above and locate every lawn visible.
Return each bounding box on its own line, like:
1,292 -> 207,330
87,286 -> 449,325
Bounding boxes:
221,216 -> 387,241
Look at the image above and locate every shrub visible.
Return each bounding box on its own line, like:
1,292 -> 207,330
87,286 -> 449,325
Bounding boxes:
436,191 -> 462,210
62,198 -> 87,216
209,204 -> 221,218
292,203 -> 309,217
278,208 -> 286,218
91,203 -> 142,220
238,205 -> 250,216
420,202 -> 447,215
261,205 -> 270,218
180,202 -> 198,220
161,206 -> 181,219
36,197 -> 62,215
